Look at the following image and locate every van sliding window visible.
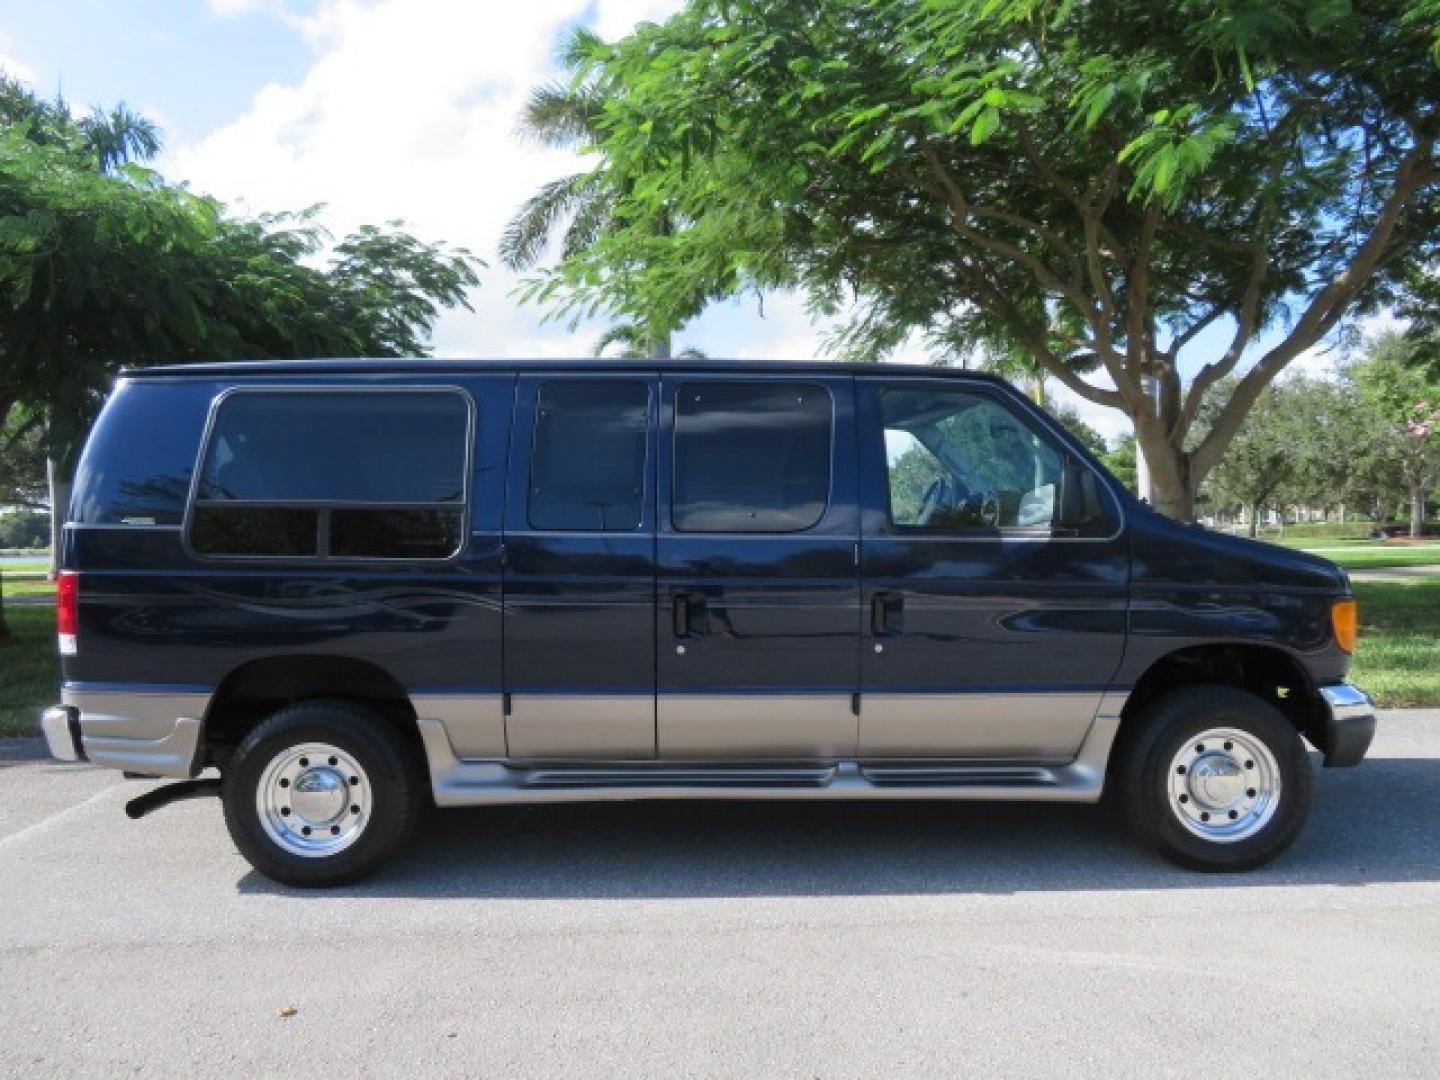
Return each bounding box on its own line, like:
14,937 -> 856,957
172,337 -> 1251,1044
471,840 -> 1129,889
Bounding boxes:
672,382 -> 832,533
528,380 -> 647,531
188,388 -> 471,560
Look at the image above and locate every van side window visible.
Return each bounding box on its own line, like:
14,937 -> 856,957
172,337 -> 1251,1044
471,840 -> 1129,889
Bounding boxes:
673,382 -> 831,533
189,389 -> 470,559
528,381 -> 648,531
882,388 -> 1062,532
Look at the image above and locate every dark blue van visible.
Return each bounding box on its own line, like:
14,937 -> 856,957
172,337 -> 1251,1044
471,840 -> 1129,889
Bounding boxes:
41,359 -> 1376,885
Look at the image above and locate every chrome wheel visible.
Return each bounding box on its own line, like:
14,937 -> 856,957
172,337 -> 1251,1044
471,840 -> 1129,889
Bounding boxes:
256,742 -> 372,858
1166,727 -> 1281,843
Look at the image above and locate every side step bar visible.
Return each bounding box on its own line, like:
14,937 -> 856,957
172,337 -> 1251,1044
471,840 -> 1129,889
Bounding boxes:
416,714 -> 1121,808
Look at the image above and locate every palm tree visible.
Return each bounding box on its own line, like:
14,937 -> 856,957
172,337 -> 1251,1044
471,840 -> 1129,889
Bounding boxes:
592,323 -> 706,360
501,28 -> 676,359
79,103 -> 162,173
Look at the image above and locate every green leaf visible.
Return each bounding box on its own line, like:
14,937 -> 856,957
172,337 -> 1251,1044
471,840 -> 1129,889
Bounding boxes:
970,106 -> 1001,145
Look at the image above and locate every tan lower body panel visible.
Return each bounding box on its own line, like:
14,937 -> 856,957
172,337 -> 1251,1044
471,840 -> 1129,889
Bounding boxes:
62,687 -> 211,778
412,693 -> 506,759
859,692 -> 1101,758
506,694 -> 655,759
657,694 -> 857,758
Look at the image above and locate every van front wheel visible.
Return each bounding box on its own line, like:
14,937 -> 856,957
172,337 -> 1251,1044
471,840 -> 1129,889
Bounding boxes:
1116,685 -> 1313,872
221,701 -> 424,887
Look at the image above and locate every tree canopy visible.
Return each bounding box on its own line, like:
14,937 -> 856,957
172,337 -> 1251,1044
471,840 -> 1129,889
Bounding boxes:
518,0 -> 1440,519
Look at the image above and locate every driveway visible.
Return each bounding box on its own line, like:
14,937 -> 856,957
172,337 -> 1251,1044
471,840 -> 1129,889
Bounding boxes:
1,713 -> 1438,1078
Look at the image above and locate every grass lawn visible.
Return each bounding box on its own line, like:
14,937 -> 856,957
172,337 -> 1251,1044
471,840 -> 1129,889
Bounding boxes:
1260,537 -> 1440,569
3,578 -> 56,599
1319,547 -> 1440,570
1269,537 -> 1376,549
1348,578 -> 1440,708
0,605 -> 59,738
0,578 -> 1433,739
0,559 -> 51,574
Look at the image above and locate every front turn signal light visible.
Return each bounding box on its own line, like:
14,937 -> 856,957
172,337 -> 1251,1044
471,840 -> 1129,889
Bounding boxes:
1331,599 -> 1358,654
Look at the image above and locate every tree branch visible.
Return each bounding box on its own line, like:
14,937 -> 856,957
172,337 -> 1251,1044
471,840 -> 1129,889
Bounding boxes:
920,146 -> 1093,313
962,262 -> 1126,410
1191,143 -> 1436,479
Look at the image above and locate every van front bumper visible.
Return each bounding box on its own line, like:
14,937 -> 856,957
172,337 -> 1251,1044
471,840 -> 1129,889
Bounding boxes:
43,688 -> 209,778
1319,683 -> 1377,768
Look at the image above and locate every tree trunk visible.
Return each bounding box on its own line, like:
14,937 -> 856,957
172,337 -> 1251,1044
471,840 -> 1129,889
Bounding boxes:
0,576 -> 11,645
1411,482 -> 1426,540
1248,504 -> 1261,539
47,457 -> 71,576
1133,416 -> 1195,520
649,330 -> 672,360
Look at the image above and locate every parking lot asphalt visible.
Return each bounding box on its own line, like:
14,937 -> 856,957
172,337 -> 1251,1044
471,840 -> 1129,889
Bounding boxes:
1,713 -> 1438,1079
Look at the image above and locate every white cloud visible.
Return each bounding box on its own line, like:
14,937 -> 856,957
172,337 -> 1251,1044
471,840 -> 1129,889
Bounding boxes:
168,0 -> 689,359
0,30 -> 36,84
0,52 -> 35,84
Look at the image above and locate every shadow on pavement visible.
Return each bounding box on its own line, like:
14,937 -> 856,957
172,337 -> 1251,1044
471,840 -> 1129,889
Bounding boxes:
238,755 -> 1440,899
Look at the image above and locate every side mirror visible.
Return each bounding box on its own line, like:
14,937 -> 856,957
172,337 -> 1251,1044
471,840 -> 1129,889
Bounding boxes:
1057,459 -> 1101,530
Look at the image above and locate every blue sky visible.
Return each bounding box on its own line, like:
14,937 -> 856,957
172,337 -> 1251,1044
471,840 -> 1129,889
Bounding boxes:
0,0 -> 315,142
0,1 -> 1359,443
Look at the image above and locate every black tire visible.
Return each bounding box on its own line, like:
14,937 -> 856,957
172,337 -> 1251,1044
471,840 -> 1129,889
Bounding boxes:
1115,685 -> 1313,872
221,700 -> 424,887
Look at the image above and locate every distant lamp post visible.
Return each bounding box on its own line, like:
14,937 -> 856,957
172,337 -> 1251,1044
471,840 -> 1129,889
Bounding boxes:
1136,374 -> 1161,504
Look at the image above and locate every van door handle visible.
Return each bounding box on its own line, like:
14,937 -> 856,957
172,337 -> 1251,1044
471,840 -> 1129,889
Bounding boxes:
871,592 -> 904,636
673,592 -> 706,637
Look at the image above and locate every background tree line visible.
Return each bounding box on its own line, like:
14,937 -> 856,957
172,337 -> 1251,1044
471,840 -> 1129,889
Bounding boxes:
1201,332 -> 1440,535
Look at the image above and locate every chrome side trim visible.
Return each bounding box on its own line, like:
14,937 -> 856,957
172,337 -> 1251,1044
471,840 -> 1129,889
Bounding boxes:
858,691 -> 1100,758
419,709 -> 1124,807
506,694 -> 655,759
62,688 -> 210,778
657,694 -> 857,758
412,693 -> 506,759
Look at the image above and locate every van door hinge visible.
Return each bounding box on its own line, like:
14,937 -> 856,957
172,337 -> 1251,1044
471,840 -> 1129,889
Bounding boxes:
851,691 -> 861,717
852,541 -> 860,567
502,692 -> 512,716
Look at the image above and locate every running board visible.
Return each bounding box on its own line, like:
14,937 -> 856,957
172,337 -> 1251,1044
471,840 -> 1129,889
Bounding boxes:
416,714 -> 1121,808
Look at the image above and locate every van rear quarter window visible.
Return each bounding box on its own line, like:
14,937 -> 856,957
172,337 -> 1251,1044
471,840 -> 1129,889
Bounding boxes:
70,379 -> 219,526
188,387 -> 471,560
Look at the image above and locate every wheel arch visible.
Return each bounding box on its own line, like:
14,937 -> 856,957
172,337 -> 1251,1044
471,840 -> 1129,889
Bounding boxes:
202,654 -> 426,775
1118,642 -> 1329,753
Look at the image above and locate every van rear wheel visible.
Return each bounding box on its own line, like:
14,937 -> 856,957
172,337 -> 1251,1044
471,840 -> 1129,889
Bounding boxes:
221,701 -> 424,887
1115,685 -> 1312,872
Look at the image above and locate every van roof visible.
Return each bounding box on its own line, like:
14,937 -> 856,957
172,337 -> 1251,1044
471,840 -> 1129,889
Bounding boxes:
119,357 -> 1013,383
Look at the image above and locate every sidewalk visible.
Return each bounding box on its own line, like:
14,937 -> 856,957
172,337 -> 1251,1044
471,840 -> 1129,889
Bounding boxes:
1348,564 -> 1440,583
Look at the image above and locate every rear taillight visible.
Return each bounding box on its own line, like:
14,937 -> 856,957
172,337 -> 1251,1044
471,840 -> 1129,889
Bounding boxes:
56,571 -> 78,656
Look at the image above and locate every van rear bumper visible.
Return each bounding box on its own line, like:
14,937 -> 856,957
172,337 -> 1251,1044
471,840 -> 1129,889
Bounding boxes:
1319,683 -> 1376,768
41,705 -> 85,762
46,687 -> 210,778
